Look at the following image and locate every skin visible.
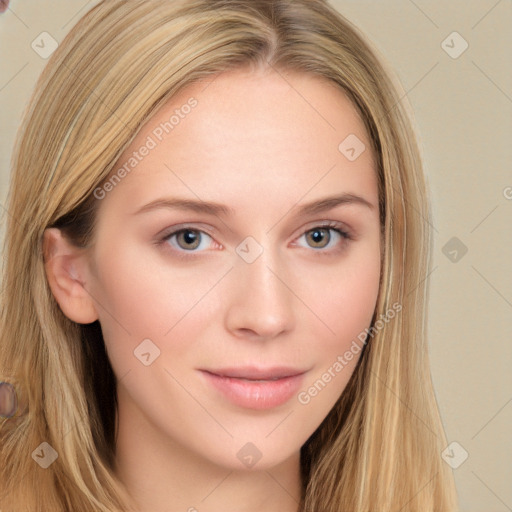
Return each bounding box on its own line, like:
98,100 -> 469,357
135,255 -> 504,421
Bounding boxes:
0,382 -> 17,417
44,66 -> 382,512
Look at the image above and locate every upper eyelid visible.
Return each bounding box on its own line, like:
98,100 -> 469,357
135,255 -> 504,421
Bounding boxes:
158,222 -> 218,239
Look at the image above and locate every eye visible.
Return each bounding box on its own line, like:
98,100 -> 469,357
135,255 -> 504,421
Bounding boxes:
296,224 -> 350,251
163,228 -> 214,252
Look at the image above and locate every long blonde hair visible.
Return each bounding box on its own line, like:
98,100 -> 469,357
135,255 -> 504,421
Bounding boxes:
0,1 -> 458,510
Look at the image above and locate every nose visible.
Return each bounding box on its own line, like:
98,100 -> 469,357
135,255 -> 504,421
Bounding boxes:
224,248 -> 295,341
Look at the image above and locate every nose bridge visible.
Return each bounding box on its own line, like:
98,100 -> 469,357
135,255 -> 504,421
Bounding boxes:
225,240 -> 295,338
242,248 -> 283,301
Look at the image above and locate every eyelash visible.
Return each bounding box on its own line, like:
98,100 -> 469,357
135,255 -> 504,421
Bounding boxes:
156,221 -> 352,257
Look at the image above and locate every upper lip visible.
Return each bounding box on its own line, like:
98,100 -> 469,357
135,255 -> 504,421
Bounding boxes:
201,366 -> 307,380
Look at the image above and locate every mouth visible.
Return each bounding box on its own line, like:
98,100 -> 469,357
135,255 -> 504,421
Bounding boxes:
199,366 -> 307,410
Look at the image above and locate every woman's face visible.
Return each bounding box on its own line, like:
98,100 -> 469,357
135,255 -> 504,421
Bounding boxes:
83,67 -> 381,470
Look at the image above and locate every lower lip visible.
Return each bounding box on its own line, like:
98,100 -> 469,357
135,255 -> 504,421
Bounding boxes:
200,371 -> 305,410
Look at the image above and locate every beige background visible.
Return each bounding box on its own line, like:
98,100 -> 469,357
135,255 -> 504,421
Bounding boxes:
0,1 -> 511,511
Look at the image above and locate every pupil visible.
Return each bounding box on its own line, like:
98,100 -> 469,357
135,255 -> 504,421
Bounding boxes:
184,231 -> 197,244
312,230 -> 323,242
180,230 -> 200,249
309,228 -> 329,248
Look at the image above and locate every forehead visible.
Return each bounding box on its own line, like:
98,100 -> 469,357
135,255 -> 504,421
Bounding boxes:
100,67 -> 378,213
147,67 -> 371,162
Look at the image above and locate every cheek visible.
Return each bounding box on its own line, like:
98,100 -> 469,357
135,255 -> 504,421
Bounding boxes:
327,265 -> 380,344
301,244 -> 381,350
89,240 -> 230,367
294,248 -> 380,418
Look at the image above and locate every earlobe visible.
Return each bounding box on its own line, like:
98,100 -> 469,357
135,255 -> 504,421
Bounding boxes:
43,228 -> 99,324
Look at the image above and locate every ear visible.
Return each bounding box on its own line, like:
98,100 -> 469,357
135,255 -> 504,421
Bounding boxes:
43,228 -> 99,324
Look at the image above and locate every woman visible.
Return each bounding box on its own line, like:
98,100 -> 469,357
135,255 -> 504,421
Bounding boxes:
0,1 -> 458,510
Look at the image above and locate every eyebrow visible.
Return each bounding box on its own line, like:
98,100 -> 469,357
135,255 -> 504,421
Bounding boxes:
133,193 -> 375,217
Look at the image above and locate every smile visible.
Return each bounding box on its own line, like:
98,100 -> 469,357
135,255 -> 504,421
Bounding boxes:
199,366 -> 307,410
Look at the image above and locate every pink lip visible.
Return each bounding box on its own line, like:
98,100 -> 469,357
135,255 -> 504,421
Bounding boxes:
199,366 -> 307,410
